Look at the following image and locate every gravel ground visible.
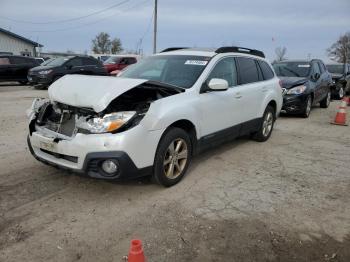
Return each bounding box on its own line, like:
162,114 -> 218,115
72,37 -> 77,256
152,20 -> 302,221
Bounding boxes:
0,83 -> 349,262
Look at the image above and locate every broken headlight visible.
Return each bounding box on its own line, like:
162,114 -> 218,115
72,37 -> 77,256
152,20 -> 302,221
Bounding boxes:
286,85 -> 306,95
26,98 -> 48,120
76,111 -> 136,134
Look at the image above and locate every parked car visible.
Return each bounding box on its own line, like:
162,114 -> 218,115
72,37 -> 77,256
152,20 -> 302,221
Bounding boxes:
34,57 -> 45,64
103,55 -> 138,74
28,55 -> 107,89
27,46 -> 282,187
326,63 -> 350,99
0,55 -> 41,84
273,59 -> 332,117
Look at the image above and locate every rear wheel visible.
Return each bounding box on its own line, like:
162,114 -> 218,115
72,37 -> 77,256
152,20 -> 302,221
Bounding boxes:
252,105 -> 275,142
153,128 -> 192,187
320,91 -> 331,108
302,95 -> 312,118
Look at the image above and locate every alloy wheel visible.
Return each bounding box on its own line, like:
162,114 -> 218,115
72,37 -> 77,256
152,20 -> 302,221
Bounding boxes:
326,91 -> 331,106
306,97 -> 312,116
262,112 -> 274,137
163,138 -> 188,179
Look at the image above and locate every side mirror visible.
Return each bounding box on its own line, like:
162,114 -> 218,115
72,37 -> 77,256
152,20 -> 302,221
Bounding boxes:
66,64 -> 73,70
207,78 -> 229,91
312,73 -> 320,81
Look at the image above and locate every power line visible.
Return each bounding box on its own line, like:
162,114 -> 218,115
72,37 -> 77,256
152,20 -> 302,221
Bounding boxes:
0,0 -> 130,25
136,9 -> 154,54
14,0 -> 152,33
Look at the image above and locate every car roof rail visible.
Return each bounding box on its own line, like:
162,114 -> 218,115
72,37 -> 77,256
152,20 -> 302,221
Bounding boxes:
160,47 -> 189,53
215,46 -> 265,58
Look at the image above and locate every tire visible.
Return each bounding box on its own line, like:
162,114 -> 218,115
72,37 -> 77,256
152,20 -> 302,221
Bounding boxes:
302,95 -> 312,118
153,127 -> 192,187
320,90 -> 331,108
252,105 -> 275,142
34,84 -> 47,90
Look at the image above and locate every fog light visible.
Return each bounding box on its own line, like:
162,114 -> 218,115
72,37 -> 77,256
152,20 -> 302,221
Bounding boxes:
101,159 -> 118,174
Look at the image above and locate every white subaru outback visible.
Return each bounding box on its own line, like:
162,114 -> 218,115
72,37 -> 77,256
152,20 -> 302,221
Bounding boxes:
27,47 -> 282,187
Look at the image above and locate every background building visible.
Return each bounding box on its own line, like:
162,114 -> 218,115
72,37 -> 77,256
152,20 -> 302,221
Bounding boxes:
0,28 -> 43,57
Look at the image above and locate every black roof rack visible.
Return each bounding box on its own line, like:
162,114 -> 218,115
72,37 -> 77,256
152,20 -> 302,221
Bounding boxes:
215,46 -> 265,58
160,47 -> 189,53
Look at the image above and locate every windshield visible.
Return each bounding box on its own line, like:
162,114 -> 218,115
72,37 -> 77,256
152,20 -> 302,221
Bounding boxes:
326,64 -> 344,74
41,58 -> 55,66
121,55 -> 211,88
44,57 -> 71,67
273,62 -> 311,77
104,56 -> 121,64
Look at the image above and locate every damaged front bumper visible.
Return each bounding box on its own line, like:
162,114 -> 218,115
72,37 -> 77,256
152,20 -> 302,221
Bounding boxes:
27,122 -> 162,180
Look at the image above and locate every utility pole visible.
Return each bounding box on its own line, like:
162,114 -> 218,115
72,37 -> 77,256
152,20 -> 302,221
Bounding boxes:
153,0 -> 158,53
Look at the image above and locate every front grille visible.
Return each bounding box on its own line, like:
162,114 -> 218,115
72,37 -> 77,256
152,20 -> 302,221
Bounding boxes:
40,149 -> 78,163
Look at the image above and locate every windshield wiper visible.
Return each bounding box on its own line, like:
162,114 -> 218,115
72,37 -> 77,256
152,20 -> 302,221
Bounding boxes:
145,80 -> 185,93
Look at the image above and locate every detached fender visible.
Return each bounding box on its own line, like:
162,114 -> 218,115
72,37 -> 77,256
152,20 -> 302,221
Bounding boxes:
141,92 -> 201,137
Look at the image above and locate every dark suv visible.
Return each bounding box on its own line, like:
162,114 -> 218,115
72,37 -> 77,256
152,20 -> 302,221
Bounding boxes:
28,55 -> 108,89
273,59 -> 332,117
326,63 -> 350,99
0,55 -> 41,84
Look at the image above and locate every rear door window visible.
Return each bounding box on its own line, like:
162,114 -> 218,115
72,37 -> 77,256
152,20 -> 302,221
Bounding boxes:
236,57 -> 260,84
82,57 -> 99,66
258,60 -> 274,80
0,57 -> 10,65
126,57 -> 137,65
66,58 -> 83,67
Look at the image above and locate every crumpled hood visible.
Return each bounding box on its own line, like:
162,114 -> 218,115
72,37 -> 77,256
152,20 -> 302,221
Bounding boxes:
278,76 -> 308,89
48,75 -> 148,112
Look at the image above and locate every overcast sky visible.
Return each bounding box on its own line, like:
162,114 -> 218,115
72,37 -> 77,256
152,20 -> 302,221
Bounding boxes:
1,0 -> 349,62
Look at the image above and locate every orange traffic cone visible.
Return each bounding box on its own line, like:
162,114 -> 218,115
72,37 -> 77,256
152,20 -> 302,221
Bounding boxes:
128,239 -> 145,262
331,99 -> 348,126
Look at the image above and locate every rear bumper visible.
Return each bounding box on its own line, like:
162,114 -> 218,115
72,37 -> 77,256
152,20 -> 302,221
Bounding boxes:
27,135 -> 152,180
281,94 -> 308,114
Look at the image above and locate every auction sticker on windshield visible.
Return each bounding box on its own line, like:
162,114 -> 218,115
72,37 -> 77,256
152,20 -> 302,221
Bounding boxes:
185,60 -> 208,66
298,64 -> 310,67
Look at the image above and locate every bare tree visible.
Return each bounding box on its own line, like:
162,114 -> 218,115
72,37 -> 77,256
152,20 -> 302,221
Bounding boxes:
327,32 -> 350,63
111,38 -> 123,54
92,32 -> 112,54
275,47 -> 287,62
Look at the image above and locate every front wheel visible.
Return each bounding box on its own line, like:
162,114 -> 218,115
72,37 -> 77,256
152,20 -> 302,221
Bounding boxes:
153,128 -> 192,187
302,95 -> 312,118
252,105 -> 275,142
320,91 -> 331,108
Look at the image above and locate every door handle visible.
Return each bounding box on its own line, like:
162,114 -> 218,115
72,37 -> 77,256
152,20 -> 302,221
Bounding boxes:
234,92 -> 242,99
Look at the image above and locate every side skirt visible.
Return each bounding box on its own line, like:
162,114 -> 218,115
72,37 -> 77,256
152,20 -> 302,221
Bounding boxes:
195,117 -> 262,154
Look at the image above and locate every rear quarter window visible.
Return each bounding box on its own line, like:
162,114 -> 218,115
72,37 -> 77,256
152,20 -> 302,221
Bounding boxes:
258,60 -> 274,80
